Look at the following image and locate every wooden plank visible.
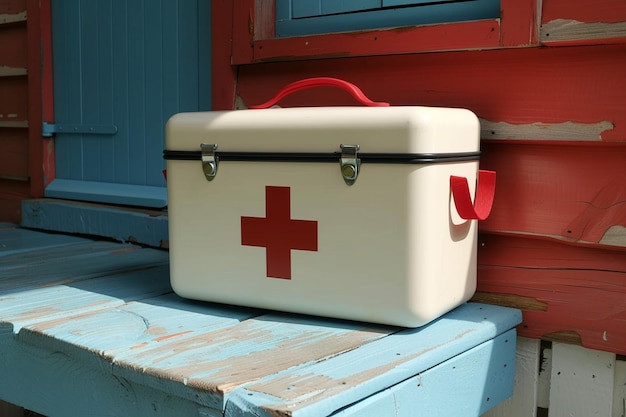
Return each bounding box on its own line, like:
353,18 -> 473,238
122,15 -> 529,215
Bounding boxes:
0,128 -> 28,180
0,265 -> 172,333
237,44 -> 626,140
537,343 -> 552,411
542,0 -> 626,24
480,142 -> 626,247
43,179 -> 168,208
231,330 -> 517,417
0,25 -> 27,68
21,199 -> 169,248
211,0 -> 237,110
26,0 -> 45,197
614,359 -> 626,417
0,77 -> 28,122
0,222 -> 85,256
477,234 -> 626,355
549,343 -> 616,417
0,324 -> 222,417
223,304 -> 521,416
484,337 -> 541,417
247,19 -> 500,63
499,0 -> 539,47
541,19 -> 626,45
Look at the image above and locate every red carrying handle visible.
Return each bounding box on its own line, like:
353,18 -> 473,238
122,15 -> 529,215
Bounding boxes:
450,170 -> 496,221
249,77 -> 390,109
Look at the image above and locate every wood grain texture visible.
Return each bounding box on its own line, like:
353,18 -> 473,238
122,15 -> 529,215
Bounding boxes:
542,0 -> 626,24
500,0 -> 539,46
548,343 -> 616,417
613,360 -> 626,417
0,225 -> 522,416
480,142 -> 626,247
482,337 -> 541,417
237,44 -> 626,141
541,19 -> 626,44
477,233 -> 626,355
21,199 -> 169,248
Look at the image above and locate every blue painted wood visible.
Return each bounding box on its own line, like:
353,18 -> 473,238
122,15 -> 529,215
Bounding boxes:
44,179 -> 168,208
49,0 -> 211,207
21,199 -> 169,248
0,223 -> 84,256
321,330 -> 517,417
276,0 -> 500,37
226,304 -> 521,417
0,226 -> 521,417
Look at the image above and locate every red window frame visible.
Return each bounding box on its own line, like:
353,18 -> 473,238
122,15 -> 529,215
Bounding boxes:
233,0 -> 538,63
211,0 -> 539,109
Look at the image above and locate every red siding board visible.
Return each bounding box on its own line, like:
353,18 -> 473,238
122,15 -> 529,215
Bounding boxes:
212,0 -> 237,110
0,25 -> 27,68
238,44 -> 626,140
0,0 -> 26,15
542,0 -> 626,24
500,0 -> 539,46
0,128 -> 28,179
0,77 -> 28,121
477,234 -> 626,355
26,0 -> 45,196
480,142 -> 626,246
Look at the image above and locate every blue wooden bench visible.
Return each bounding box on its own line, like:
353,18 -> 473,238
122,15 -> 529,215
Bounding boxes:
0,223 -> 521,417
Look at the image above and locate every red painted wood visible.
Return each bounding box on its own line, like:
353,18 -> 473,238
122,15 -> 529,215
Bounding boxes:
542,0 -> 626,24
241,186 -> 318,279
244,20 -> 500,64
237,44 -> 626,141
211,0 -> 237,110
26,0 -> 45,196
232,0 -> 255,67
480,142 -> 626,246
0,77 -> 28,121
0,129 -> 28,179
0,0 -> 25,14
478,233 -> 626,354
0,25 -> 27,68
500,0 -> 539,46
39,0 -> 54,187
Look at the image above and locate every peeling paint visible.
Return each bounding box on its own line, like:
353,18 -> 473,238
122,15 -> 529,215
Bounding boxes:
0,66 -> 27,77
542,19 -> 626,42
480,119 -> 614,141
0,120 -> 28,128
600,225 -> 626,247
471,292 -> 548,311
0,11 -> 27,24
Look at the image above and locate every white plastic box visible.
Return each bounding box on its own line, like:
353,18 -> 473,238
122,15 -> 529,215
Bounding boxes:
164,80 -> 494,327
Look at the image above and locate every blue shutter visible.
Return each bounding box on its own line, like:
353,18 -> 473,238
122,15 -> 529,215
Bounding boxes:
276,0 -> 500,37
47,0 -> 211,208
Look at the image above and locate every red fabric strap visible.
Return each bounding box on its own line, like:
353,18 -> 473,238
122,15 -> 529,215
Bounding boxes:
450,170 -> 496,221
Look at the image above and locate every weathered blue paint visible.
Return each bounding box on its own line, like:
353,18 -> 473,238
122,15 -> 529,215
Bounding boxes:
0,225 -> 521,417
48,0 -> 211,207
21,199 -> 169,247
44,179 -> 168,208
276,0 -> 500,37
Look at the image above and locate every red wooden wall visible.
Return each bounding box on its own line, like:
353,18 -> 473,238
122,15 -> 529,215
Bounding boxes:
213,0 -> 626,354
0,0 -> 52,223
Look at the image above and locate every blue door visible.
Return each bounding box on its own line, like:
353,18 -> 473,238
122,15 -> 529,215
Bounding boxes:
46,0 -> 211,207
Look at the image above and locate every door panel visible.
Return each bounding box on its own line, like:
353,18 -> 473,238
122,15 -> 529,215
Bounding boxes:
47,0 -> 211,207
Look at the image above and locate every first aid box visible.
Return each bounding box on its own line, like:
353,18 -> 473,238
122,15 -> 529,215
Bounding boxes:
164,78 -> 494,327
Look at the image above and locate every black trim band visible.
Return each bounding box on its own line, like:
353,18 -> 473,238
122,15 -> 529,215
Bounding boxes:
163,150 -> 481,164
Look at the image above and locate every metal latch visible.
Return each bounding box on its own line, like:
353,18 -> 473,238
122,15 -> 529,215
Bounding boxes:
340,144 -> 360,185
201,143 -> 218,181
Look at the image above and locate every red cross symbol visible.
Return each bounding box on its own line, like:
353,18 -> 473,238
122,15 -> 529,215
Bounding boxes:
241,186 -> 318,280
